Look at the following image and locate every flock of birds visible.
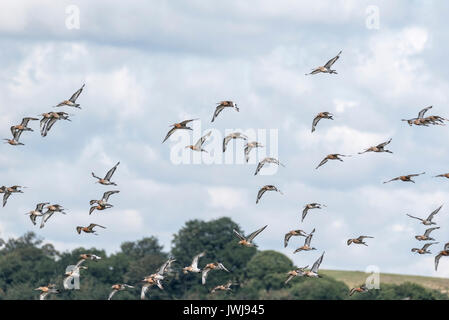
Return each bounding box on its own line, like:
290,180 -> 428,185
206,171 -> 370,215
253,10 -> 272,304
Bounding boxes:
3,50 -> 449,300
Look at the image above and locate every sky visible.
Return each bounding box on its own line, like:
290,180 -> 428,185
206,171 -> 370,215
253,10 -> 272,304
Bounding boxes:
1,0 -> 449,280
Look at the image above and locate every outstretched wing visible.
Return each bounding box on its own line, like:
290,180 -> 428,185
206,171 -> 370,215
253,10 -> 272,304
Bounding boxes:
89,223 -> 106,229
377,139 -> 392,148
104,162 -> 120,180
315,158 -> 328,169
194,131 -> 211,149
202,268 -> 210,285
418,106 -> 432,119
424,227 -> 439,237
383,177 -> 399,184
256,188 -> 266,204
102,190 -> 120,202
211,106 -> 226,122
311,252 -> 325,273
435,253 -> 443,271
108,289 -> 118,300
284,233 -> 293,248
311,116 -> 321,133
179,119 -> 198,126
162,127 -> 178,143
427,205 -> 443,221
192,252 -> 206,269
223,135 -> 232,152
422,242 -> 437,251
233,229 -> 245,241
69,84 -> 85,102
302,207 -> 309,222
254,159 -> 267,176
247,225 -> 268,242
324,51 -> 342,69
21,117 -> 38,126
304,229 -> 315,246
406,213 -> 423,222
141,284 -> 150,300
3,192 -> 11,207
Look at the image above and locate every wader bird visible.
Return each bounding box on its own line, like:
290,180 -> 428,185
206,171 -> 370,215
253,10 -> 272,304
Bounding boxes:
211,101 -> 239,122
294,229 -> 317,253
347,235 -> 374,246
406,205 -> 442,226
162,119 -> 198,143
285,266 -> 308,284
141,258 -> 176,299
223,132 -> 247,152
302,203 -> 326,222
412,242 -> 438,255
183,252 -> 206,274
35,284 -> 59,300
89,203 -> 113,215
186,131 -> 211,152
349,285 -> 369,296
244,141 -> 263,162
211,281 -> 233,293
40,204 -> 66,228
233,225 -> 268,247
92,162 -> 120,186
3,129 -> 24,146
401,106 -> 447,126
75,253 -> 102,268
11,117 -> 38,134
40,112 -> 72,137
76,223 -> 106,235
284,229 -> 309,248
302,252 -> 325,278
55,84 -> 85,108
435,243 -> 449,271
26,202 -> 49,225
256,185 -> 283,204
415,227 -> 440,241
254,157 -> 285,175
311,112 -> 334,132
434,173 -> 449,179
316,154 -> 350,169
383,172 -> 425,184
202,262 -> 229,285
359,139 -> 393,154
306,51 -> 342,75
1,185 -> 24,207
108,284 -> 134,300
90,190 -> 120,206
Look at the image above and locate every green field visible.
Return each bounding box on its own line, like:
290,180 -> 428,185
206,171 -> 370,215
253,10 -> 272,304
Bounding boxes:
321,269 -> 449,294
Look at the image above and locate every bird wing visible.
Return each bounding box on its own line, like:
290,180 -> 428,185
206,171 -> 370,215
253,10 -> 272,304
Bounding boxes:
444,242 -> 449,251
422,242 -> 437,251
376,138 -> 392,148
223,135 -> 232,152
42,117 -> 58,136
302,207 -> 309,222
69,84 -> 85,102
247,225 -> 268,242
284,233 -> 292,248
383,177 -> 399,184
217,263 -> 229,272
311,252 -> 325,273
408,172 -> 425,177
324,51 -> 342,69
75,259 -> 86,268
194,131 -> 211,148
3,192 -> 11,207
102,190 -> 120,202
108,289 -> 118,300
254,159 -> 267,176
311,116 -> 321,132
435,253 -> 443,271
315,158 -> 328,169
141,284 -> 150,300
418,106 -> 432,118
427,205 -> 443,221
89,223 -> 106,230
104,162 -> 120,180
211,106 -> 226,122
357,236 -> 374,240
162,127 -> 178,143
202,268 -> 210,285
36,202 -> 49,211
256,188 -> 267,204
192,252 -> 205,269
304,229 -> 315,246
13,128 -> 23,141
180,118 -> 198,126
233,229 -> 245,241
406,214 -> 423,222
424,227 -> 439,237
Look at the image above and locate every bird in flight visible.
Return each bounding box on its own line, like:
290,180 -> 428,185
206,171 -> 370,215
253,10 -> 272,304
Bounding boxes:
223,132 -> 247,152
347,235 -> 374,246
25,202 -> 49,226
383,172 -> 425,184
55,84 -> 85,109
233,225 -> 268,247
141,257 -> 176,299
306,51 -> 342,75
311,112 -> 334,132
401,106 -> 447,126
40,204 -> 66,229
92,162 -> 120,186
211,281 -> 233,293
358,139 -> 393,154
35,284 -> 59,300
185,131 -> 211,152
316,154 -> 350,169
162,119 -> 198,143
11,117 -> 38,135
406,205 -> 443,226
75,253 -> 102,268
412,242 -> 438,255
3,129 -> 25,146
244,141 -> 263,162
349,284 -> 369,296
202,262 -> 229,285
256,185 -> 283,204
415,227 -> 440,241
1,185 -> 24,207
76,223 -> 106,235
254,157 -> 285,176
284,229 -> 309,248
211,101 -> 239,122
40,112 -> 72,137
285,266 -> 308,284
293,229 -> 317,253
108,284 -> 134,300
302,252 -> 325,278
434,172 -> 449,179
90,190 -> 120,207
435,242 -> 449,271
302,203 -> 326,222
183,252 -> 206,274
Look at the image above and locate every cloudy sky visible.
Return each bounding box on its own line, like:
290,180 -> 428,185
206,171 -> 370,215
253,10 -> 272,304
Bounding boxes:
1,0 -> 449,279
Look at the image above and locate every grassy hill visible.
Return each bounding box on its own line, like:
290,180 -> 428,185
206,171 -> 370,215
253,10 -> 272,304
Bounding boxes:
321,269 -> 449,294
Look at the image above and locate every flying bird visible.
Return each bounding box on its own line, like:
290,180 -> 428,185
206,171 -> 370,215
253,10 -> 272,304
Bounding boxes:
306,51 -> 342,75
35,284 -> 59,300
233,225 -> 268,247
285,266 -> 308,284
40,204 -> 66,229
11,117 -> 38,134
254,157 -> 285,176
256,185 -> 283,204
244,141 -> 263,162
211,101 -> 239,122
316,154 -> 350,169
302,203 -> 326,222
162,119 -> 198,143
415,227 -> 440,241
89,203 -> 113,215
302,252 -> 325,278
92,162 -> 120,186
40,112 -> 72,137
211,281 -> 233,293
25,202 -> 49,226
383,172 -> 425,184
202,262 -> 229,285
406,205 -> 442,226
75,253 -> 102,268
185,131 -> 211,152
358,139 -> 393,154
183,252 -> 206,274
141,257 -> 176,299
55,84 -> 85,108
293,229 -> 317,253
1,185 -> 24,207
434,173 -> 449,179
284,229 -> 309,248
349,285 -> 369,296
108,284 -> 134,300
435,243 -> 449,271
90,190 -> 120,206
222,132 -> 247,152
412,242 -> 438,255
76,223 -> 106,235
311,112 -> 334,132
3,129 -> 24,146
401,106 -> 434,126
347,236 -> 374,246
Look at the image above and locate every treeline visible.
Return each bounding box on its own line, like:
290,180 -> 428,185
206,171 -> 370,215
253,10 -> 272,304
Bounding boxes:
0,217 -> 446,300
